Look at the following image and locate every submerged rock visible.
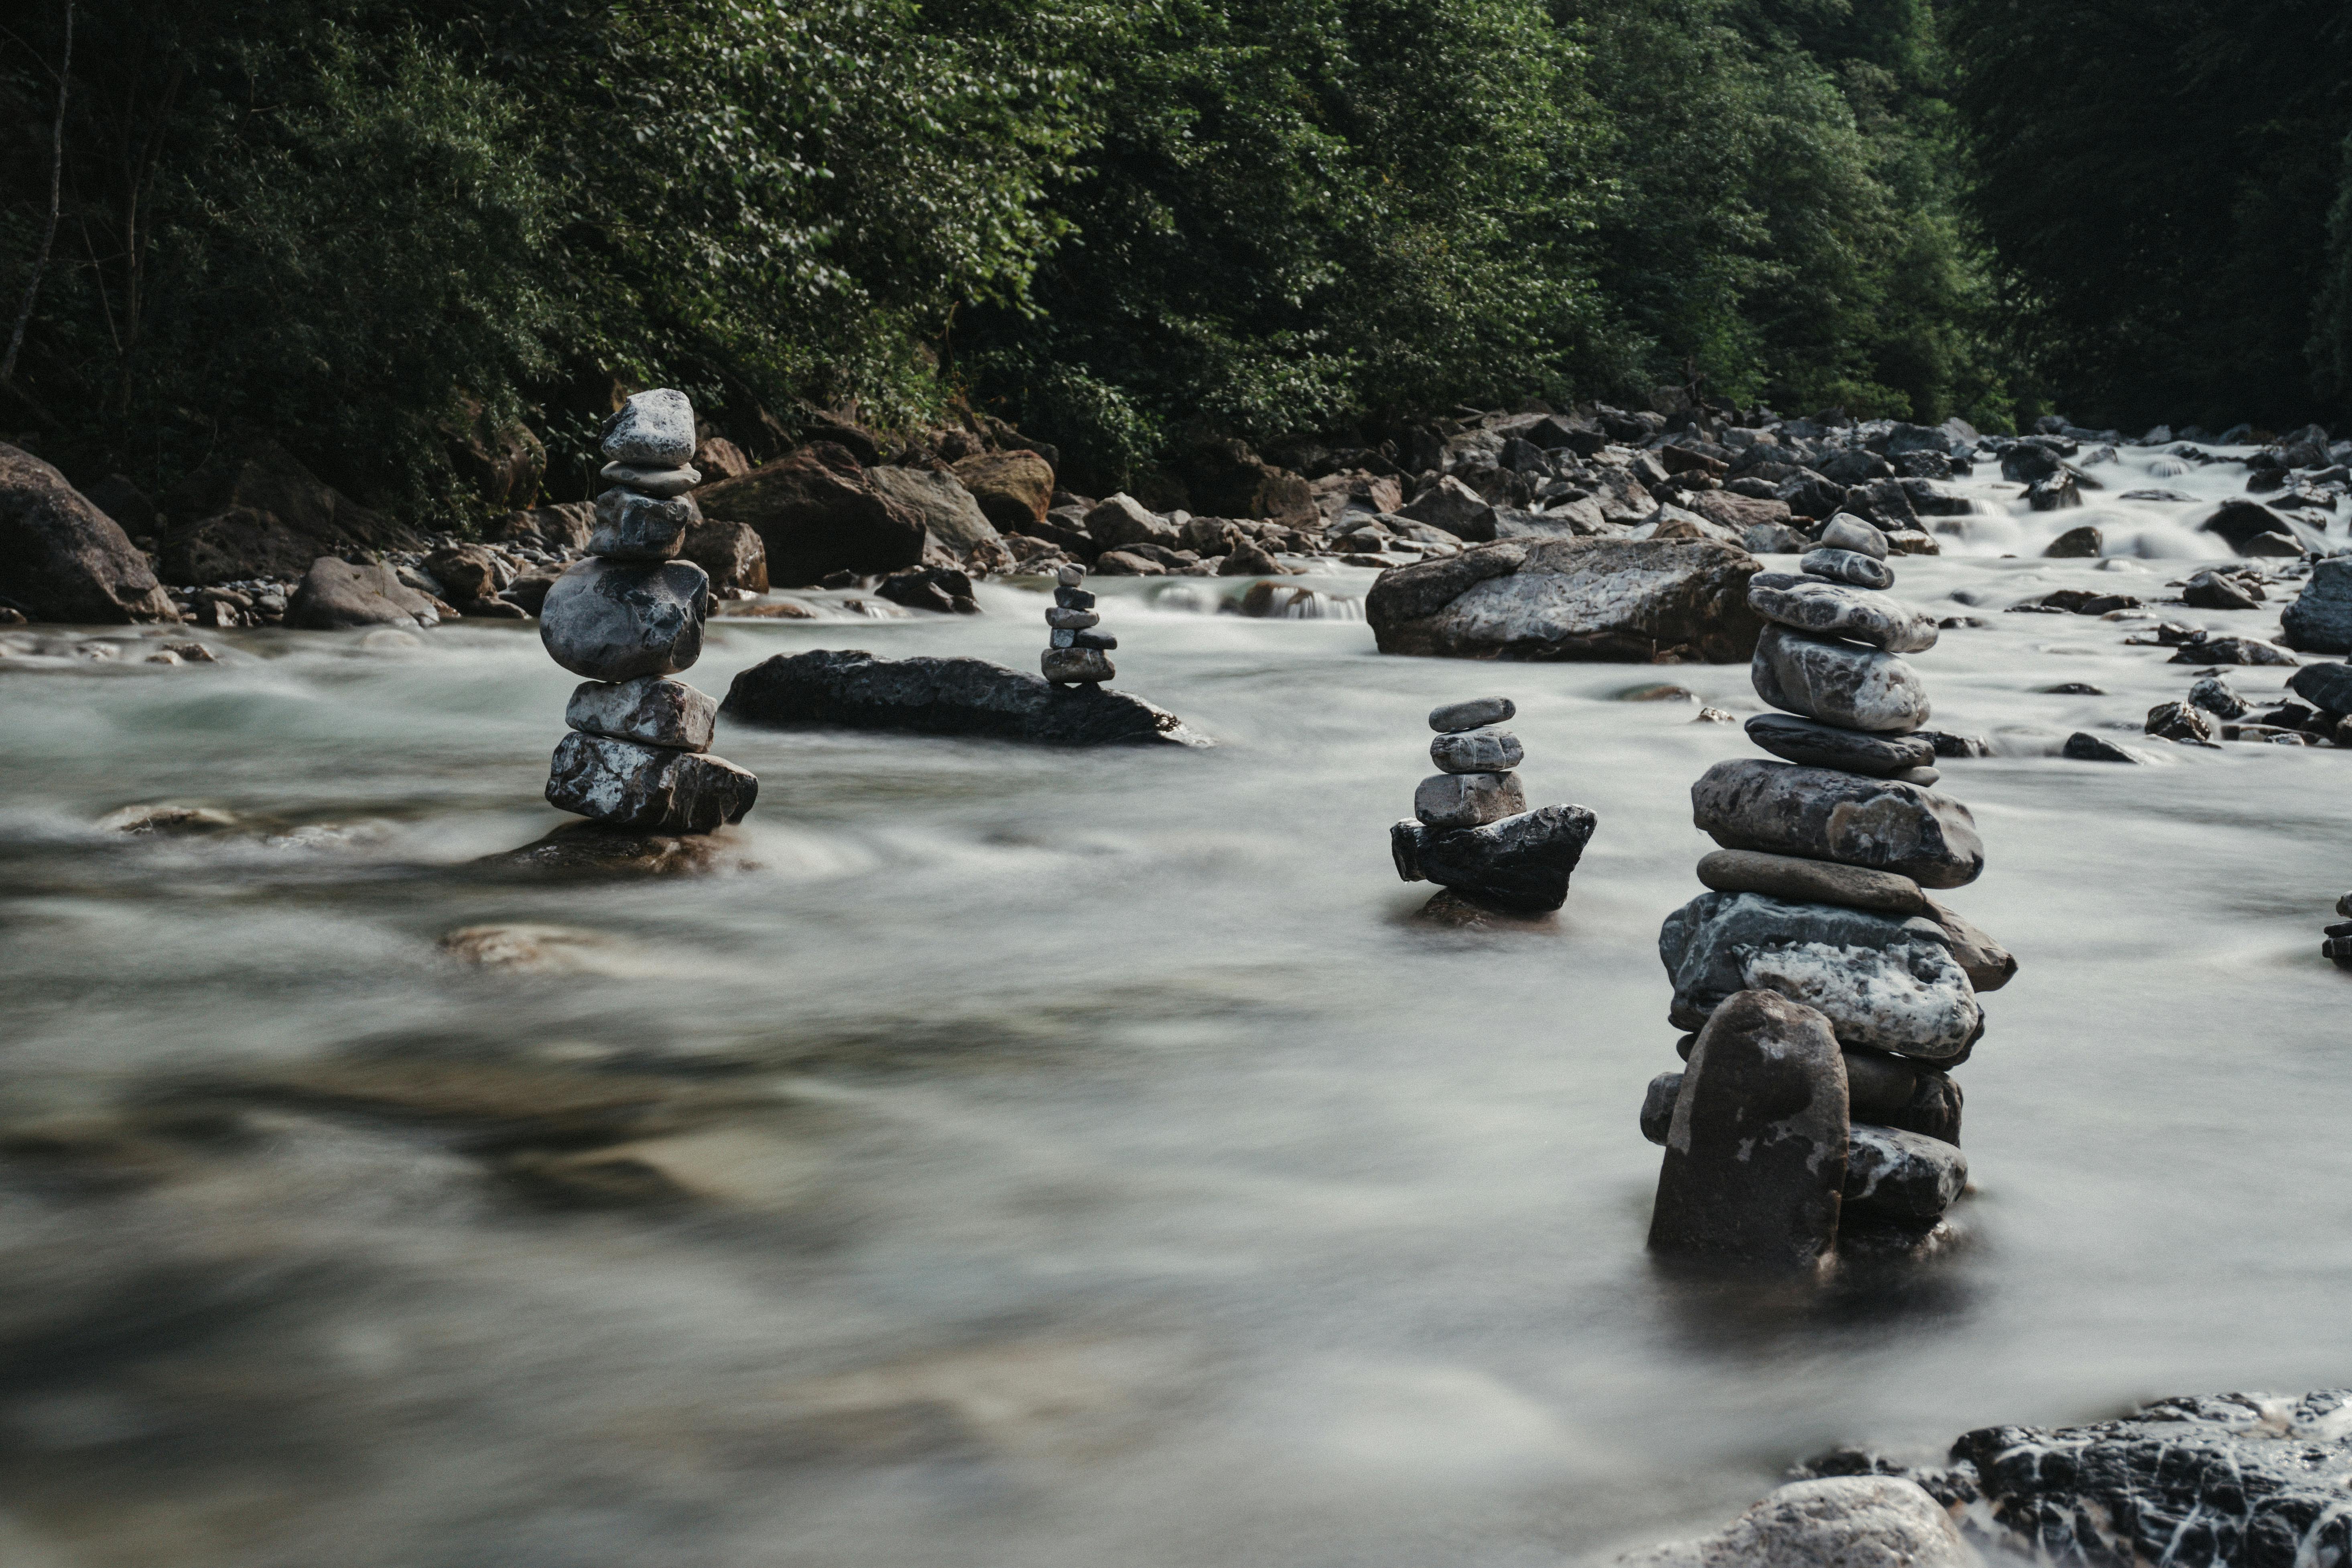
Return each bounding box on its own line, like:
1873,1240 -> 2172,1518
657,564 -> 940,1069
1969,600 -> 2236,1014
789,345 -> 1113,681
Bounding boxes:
1367,538 -> 1763,662
1391,803 -> 1597,913
475,821 -> 758,878
723,648 -> 1205,746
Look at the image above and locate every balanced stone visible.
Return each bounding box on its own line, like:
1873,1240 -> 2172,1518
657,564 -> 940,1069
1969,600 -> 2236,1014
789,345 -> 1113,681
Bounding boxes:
1390,803 -> 1596,912
1428,695 -> 1515,733
1880,1067 -> 1962,1146
565,674 -> 717,752
1046,606 -> 1100,631
1049,628 -> 1116,650
1041,646 -> 1114,684
1745,713 -> 1936,776
1640,1072 -> 1683,1145
1924,898 -> 2017,991
1844,1124 -> 1967,1219
540,557 -> 710,682
1430,727 -> 1523,774
1647,989 -> 1848,1273
1891,766 -> 1940,786
1748,573 -> 1939,653
1695,847 -> 1929,916
544,731 -> 757,833
1693,760 -> 1984,888
1648,1055 -> 1937,1134
589,488 -> 699,559
1816,514 -> 1888,559
1414,770 -> 1525,828
1752,624 -> 1932,732
1659,890 -> 1982,1057
1801,548 -> 1896,589
598,460 -> 701,497
1054,586 -> 1096,610
1056,563 -> 1084,587
601,388 -> 696,467
1842,1050 -> 1919,1116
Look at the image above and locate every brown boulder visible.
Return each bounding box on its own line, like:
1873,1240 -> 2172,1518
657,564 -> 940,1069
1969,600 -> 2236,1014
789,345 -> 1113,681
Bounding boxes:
0,445 -> 178,622
286,557 -> 440,630
866,465 -> 1005,565
1183,438 -> 1316,522
695,442 -> 926,587
680,516 -> 768,593
694,437 -> 753,481
1368,538 -> 1763,662
157,443 -> 423,585
492,502 -> 595,554
951,450 -> 1055,534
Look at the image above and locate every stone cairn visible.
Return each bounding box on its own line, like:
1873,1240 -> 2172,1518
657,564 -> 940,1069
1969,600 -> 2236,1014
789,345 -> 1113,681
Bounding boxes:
1641,512 -> 2014,1270
1391,696 -> 1597,916
539,389 -> 758,835
1042,563 -> 1116,685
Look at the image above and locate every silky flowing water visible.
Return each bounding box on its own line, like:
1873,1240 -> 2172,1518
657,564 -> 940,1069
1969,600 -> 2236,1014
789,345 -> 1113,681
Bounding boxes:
4,450 -> 2350,1566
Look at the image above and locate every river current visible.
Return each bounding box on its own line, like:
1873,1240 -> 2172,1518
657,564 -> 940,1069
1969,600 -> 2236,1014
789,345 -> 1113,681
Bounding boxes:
2,446 -> 2348,1566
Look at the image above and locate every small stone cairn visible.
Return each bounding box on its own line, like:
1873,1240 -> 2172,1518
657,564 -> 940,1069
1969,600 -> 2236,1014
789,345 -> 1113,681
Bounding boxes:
1391,697 -> 1596,915
1042,564 -> 1116,685
2325,892 -> 2352,971
1642,512 -> 2014,1270
539,390 -> 758,835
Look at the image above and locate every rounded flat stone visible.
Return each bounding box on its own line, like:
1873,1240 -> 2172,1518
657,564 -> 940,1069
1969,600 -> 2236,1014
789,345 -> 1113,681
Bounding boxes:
590,488 -> 698,559
598,460 -> 701,497
1801,548 -> 1896,589
1413,770 -> 1525,828
565,675 -> 717,752
1816,514 -> 1888,560
544,731 -> 756,833
1752,624 -> 1931,732
1429,696 -> 1515,733
540,557 -> 710,681
1748,573 -> 1938,653
1694,847 -> 1929,916
599,389 -> 696,467
1845,1123 -> 1967,1219
1692,758 -> 1984,888
1745,713 -> 1935,775
1430,727 -> 1523,774
1056,564 -> 1085,587
1046,606 -> 1100,630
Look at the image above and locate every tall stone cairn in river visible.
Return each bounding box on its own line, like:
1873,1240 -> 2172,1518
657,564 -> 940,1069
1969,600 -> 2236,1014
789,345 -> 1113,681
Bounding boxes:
539,390 -> 758,834
1641,512 -> 2014,1271
1391,696 -> 1598,914
1042,563 -> 1117,685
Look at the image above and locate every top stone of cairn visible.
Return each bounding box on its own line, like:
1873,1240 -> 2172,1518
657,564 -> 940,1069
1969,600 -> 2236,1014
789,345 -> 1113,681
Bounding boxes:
601,388 -> 697,468
1429,695 -> 1515,733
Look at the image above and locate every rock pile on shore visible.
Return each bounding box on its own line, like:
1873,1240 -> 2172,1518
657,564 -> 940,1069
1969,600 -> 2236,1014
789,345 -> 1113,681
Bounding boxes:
538,391 -> 758,835
1641,513 -> 2012,1268
1042,564 -> 1115,685
1390,696 -> 1597,915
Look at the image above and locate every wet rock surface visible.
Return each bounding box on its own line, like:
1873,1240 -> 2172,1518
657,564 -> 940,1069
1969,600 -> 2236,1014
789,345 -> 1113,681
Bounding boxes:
287,557 -> 441,630
1622,1477 -> 1973,1568
1692,760 -> 1985,888
545,732 -> 759,833
538,557 -> 711,681
1751,624 -> 1934,732
1368,538 -> 1763,662
1392,804 -> 1597,914
724,649 -> 1205,746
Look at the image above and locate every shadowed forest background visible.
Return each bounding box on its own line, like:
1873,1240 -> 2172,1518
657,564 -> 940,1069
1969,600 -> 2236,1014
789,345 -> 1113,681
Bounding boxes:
2,0 -> 2349,524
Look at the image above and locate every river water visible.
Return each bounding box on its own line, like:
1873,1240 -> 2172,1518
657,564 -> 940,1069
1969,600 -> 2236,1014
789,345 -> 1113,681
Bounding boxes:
3,447 -> 2349,1566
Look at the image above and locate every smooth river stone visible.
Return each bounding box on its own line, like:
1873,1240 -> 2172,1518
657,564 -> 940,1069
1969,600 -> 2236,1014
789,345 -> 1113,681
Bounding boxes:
1389,803 -> 1596,912
1049,628 -> 1116,650
1801,548 -> 1896,589
1844,1123 -> 1967,1219
1045,606 -> 1100,631
1748,573 -> 1939,653
1054,586 -> 1096,610
1647,989 -> 1848,1273
598,460 -> 701,497
600,388 -> 696,467
1429,696 -> 1515,733
1695,847 -> 1928,916
1414,770 -> 1525,828
1752,624 -> 1931,732
1658,890 -> 1982,1058
565,675 -> 717,752
1429,727 -> 1523,774
539,557 -> 710,682
590,487 -> 699,559
1640,1072 -> 1683,1145
1924,898 -> 2016,992
1816,514 -> 1888,560
2288,662 -> 2352,717
544,732 -> 757,833
1644,1054 -> 1939,1141
1692,759 -> 1984,888
1744,713 -> 1935,776
1040,646 -> 1113,684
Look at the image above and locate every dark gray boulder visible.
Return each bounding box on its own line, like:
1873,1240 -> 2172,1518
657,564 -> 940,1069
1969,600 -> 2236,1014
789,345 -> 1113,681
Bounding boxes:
2167,636 -> 2295,666
1752,624 -> 1933,731
1744,713 -> 1936,776
544,733 -> 757,833
2202,498 -> 2293,551
286,558 -> 441,630
2287,661 -> 2352,715
1390,803 -> 1597,912
722,648 -> 1204,746
2282,558 -> 2352,652
1647,989 -> 1848,1273
1367,538 -> 1763,662
2062,731 -> 2138,762
1692,760 -> 1986,888
538,558 -> 710,681
0,445 -> 179,623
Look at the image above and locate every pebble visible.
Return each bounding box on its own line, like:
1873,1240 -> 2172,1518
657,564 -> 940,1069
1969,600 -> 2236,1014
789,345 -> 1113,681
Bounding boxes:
1429,727 -> 1523,774
1693,847 -> 1928,916
1800,547 -> 1896,589
2145,700 -> 2215,743
1744,712 -> 1935,776
1751,624 -> 1932,732
1815,514 -> 1889,559
1692,758 -> 1984,888
1414,770 -> 1526,829
599,388 -> 697,467
2187,675 -> 2249,719
538,557 -> 711,682
1428,695 -> 1515,732
566,675 -> 717,752
1748,572 -> 1939,652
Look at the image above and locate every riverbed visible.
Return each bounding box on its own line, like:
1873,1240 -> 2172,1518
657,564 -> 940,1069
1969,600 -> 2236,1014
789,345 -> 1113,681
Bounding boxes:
2,445 -> 2348,1566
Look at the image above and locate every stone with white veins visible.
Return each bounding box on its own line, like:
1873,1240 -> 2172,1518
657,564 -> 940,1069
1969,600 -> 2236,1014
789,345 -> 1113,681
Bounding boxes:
1747,572 -> 1939,652
589,487 -> 699,559
599,389 -> 697,468
565,675 -> 717,752
539,557 -> 710,682
1694,759 -> 1985,889
1751,624 -> 1932,732
544,731 -> 757,833
1744,712 -> 1936,776
1414,770 -> 1525,829
1801,547 -> 1896,589
1844,1123 -> 1967,1219
1815,513 -> 1889,560
1429,727 -> 1524,774
1428,696 -> 1515,732
1056,564 -> 1085,587
598,461 -> 701,497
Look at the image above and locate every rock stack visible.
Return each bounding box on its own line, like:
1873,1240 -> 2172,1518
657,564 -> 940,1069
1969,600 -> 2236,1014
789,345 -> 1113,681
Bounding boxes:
1042,563 -> 1117,685
1391,697 -> 1597,914
2324,892 -> 2352,971
1641,512 -> 2013,1269
539,390 -> 758,835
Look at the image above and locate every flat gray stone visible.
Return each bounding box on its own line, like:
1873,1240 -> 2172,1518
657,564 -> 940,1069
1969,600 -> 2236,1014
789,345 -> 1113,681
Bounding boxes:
1389,803 -> 1596,912
1845,1123 -> 1967,1218
599,461 -> 700,497
1752,624 -> 1932,731
1692,759 -> 1985,888
723,648 -> 1200,746
1414,770 -> 1525,828
538,557 -> 710,681
1815,514 -> 1888,559
286,557 -> 441,631
1748,573 -> 1938,652
1744,712 -> 1935,775
600,389 -> 696,467
1801,548 -> 1895,589
1924,898 -> 2016,992
1041,646 -> 1114,684
1659,890 -> 1981,1057
1694,848 -> 1928,916
1045,606 -> 1100,630
589,487 -> 698,559
1429,727 -> 1523,774
566,675 -> 717,752
1049,628 -> 1116,650
1429,696 -> 1515,732
544,732 -> 756,833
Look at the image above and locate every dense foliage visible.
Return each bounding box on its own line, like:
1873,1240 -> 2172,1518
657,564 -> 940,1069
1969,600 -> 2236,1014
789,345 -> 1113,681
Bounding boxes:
2,0 -> 2347,521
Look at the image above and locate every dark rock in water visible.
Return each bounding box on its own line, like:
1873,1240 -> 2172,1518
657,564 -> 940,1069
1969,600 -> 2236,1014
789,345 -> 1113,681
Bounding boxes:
545,732 -> 758,833
1747,573 -> 1938,652
2187,674 -> 2249,718
2287,661 -> 2352,715
1844,1124 -> 1966,1219
1744,713 -> 1936,776
1639,1072 -> 1683,1145
2037,681 -> 2104,694
2145,700 -> 2215,742
1391,804 -> 1598,913
1751,625 -> 1932,732
723,648 -> 1205,746
2281,557 -> 2352,652
2183,569 -> 2263,611
1695,847 -> 1930,916
1692,760 -> 1985,888
2242,530 -> 2304,557
873,565 -> 979,615
1409,888 -> 1555,929
1367,538 -> 1763,662
538,557 -> 710,681
287,557 -> 441,630
1923,899 -> 2015,992
476,822 -> 757,878
1647,989 -> 1847,1273
0,445 -> 181,623
2025,471 -> 2082,510
2119,488 -> 2196,502
2201,498 -> 2292,551
1999,445 -> 2061,483
2042,525 -> 2101,558
1658,890 -> 1981,1057
2062,731 -> 2137,762
1816,514 -> 1887,559
2168,636 -> 2295,666
567,675 -> 717,752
